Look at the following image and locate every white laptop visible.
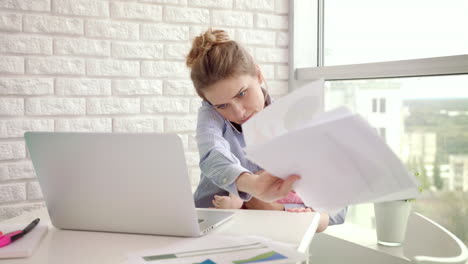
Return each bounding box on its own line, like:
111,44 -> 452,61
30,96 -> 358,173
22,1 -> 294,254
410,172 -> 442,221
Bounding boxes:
24,132 -> 234,237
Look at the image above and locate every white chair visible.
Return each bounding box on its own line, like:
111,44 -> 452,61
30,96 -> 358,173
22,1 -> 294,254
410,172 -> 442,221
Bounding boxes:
403,212 -> 468,264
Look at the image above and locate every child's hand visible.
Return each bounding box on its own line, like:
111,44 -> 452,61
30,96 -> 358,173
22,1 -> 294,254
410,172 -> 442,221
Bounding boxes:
286,208 -> 313,213
212,195 -> 243,209
212,195 -> 230,209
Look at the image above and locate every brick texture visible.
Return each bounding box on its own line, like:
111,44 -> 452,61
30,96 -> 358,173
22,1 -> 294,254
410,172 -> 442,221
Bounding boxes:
0,142 -> 26,161
55,38 -> 110,56
56,78 -> 111,96
0,78 -> 53,95
0,0 -> 50,12
86,98 -> 140,115
87,59 -> 139,77
24,15 -> 83,35
113,79 -> 163,95
110,2 -> 162,21
113,117 -> 164,133
0,13 -> 22,32
53,0 -> 109,17
0,35 -> 52,54
0,0 -> 289,219
26,98 -> 86,115
56,118 -> 112,132
2,161 -> 37,180
26,57 -> 85,75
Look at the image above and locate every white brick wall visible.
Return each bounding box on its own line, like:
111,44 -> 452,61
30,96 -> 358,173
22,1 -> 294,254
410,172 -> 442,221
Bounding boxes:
0,56 -> 23,74
110,2 -> 162,21
140,24 -> 189,41
0,78 -> 53,95
0,0 -> 289,221
56,118 -> 112,132
0,35 -> 52,54
0,13 -> 22,32
53,0 -> 109,17
55,38 -> 110,57
112,42 -> 164,59
27,57 -> 86,75
23,15 -> 84,35
113,79 -> 163,95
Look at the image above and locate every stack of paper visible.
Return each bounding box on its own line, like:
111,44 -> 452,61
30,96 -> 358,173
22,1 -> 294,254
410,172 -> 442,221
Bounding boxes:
243,80 -> 420,213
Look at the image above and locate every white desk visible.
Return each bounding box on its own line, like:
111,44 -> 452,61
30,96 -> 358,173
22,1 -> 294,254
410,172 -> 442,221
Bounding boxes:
0,208 -> 319,264
310,215 -> 468,264
310,223 -> 411,264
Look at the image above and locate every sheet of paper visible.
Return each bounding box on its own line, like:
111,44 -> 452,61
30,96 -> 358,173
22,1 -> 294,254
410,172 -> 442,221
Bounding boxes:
126,235 -> 305,264
243,79 -> 324,147
243,83 -> 420,213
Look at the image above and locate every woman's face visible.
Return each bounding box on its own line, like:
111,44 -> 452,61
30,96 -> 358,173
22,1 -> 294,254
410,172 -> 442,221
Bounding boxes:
204,73 -> 265,125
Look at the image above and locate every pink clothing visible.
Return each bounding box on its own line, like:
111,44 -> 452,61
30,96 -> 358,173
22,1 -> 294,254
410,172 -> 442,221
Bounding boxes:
275,191 -> 303,204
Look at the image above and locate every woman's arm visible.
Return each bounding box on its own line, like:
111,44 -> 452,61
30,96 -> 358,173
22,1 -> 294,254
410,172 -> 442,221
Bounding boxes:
236,171 -> 300,202
197,103 -> 299,203
196,104 -> 253,200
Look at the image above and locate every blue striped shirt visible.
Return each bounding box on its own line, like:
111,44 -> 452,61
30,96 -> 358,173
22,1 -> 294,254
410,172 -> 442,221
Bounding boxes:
193,100 -> 347,225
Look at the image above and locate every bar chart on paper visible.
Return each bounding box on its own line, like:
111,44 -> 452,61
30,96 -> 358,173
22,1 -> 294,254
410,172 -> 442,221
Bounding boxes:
127,235 -> 305,264
142,242 -> 286,264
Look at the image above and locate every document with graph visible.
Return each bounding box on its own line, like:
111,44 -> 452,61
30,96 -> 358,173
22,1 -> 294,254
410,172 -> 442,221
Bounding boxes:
243,79 -> 420,213
126,235 -> 305,264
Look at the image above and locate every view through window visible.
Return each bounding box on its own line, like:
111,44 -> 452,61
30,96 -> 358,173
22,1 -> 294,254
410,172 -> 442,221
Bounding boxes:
325,76 -> 468,246
322,0 -> 468,245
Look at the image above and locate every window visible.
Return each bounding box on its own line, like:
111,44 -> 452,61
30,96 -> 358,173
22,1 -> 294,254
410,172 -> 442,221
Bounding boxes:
324,0 -> 468,66
291,0 -> 468,244
379,98 -> 386,113
372,98 -> 377,113
371,98 -> 386,113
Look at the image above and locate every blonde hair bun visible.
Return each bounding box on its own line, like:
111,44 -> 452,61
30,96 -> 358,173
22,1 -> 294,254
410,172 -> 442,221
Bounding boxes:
186,28 -> 257,99
186,28 -> 231,68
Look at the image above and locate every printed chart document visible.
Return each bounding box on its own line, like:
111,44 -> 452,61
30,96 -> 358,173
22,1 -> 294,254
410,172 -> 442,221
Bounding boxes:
243,79 -> 420,213
126,235 -> 305,264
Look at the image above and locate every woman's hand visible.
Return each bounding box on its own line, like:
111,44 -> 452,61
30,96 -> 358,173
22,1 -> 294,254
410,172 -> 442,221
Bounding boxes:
236,171 -> 300,202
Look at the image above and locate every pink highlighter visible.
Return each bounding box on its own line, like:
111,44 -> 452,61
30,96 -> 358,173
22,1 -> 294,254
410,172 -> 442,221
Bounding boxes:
0,218 -> 40,248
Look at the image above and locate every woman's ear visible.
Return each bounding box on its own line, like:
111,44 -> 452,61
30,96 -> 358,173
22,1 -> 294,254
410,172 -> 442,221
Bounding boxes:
255,64 -> 264,84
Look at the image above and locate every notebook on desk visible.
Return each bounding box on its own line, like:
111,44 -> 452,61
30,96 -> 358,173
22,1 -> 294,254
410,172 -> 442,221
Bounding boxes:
24,132 -> 233,237
0,223 -> 48,259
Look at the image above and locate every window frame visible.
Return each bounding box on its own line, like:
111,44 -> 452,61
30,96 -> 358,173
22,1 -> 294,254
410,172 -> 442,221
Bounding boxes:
288,0 -> 468,89
287,0 -> 468,229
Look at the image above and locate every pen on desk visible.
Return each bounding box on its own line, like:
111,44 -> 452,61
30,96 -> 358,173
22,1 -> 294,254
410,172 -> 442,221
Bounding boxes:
0,218 -> 40,247
12,218 -> 40,242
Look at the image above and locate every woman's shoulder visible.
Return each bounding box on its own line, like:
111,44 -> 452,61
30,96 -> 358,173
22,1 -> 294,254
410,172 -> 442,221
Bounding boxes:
197,100 -> 226,127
